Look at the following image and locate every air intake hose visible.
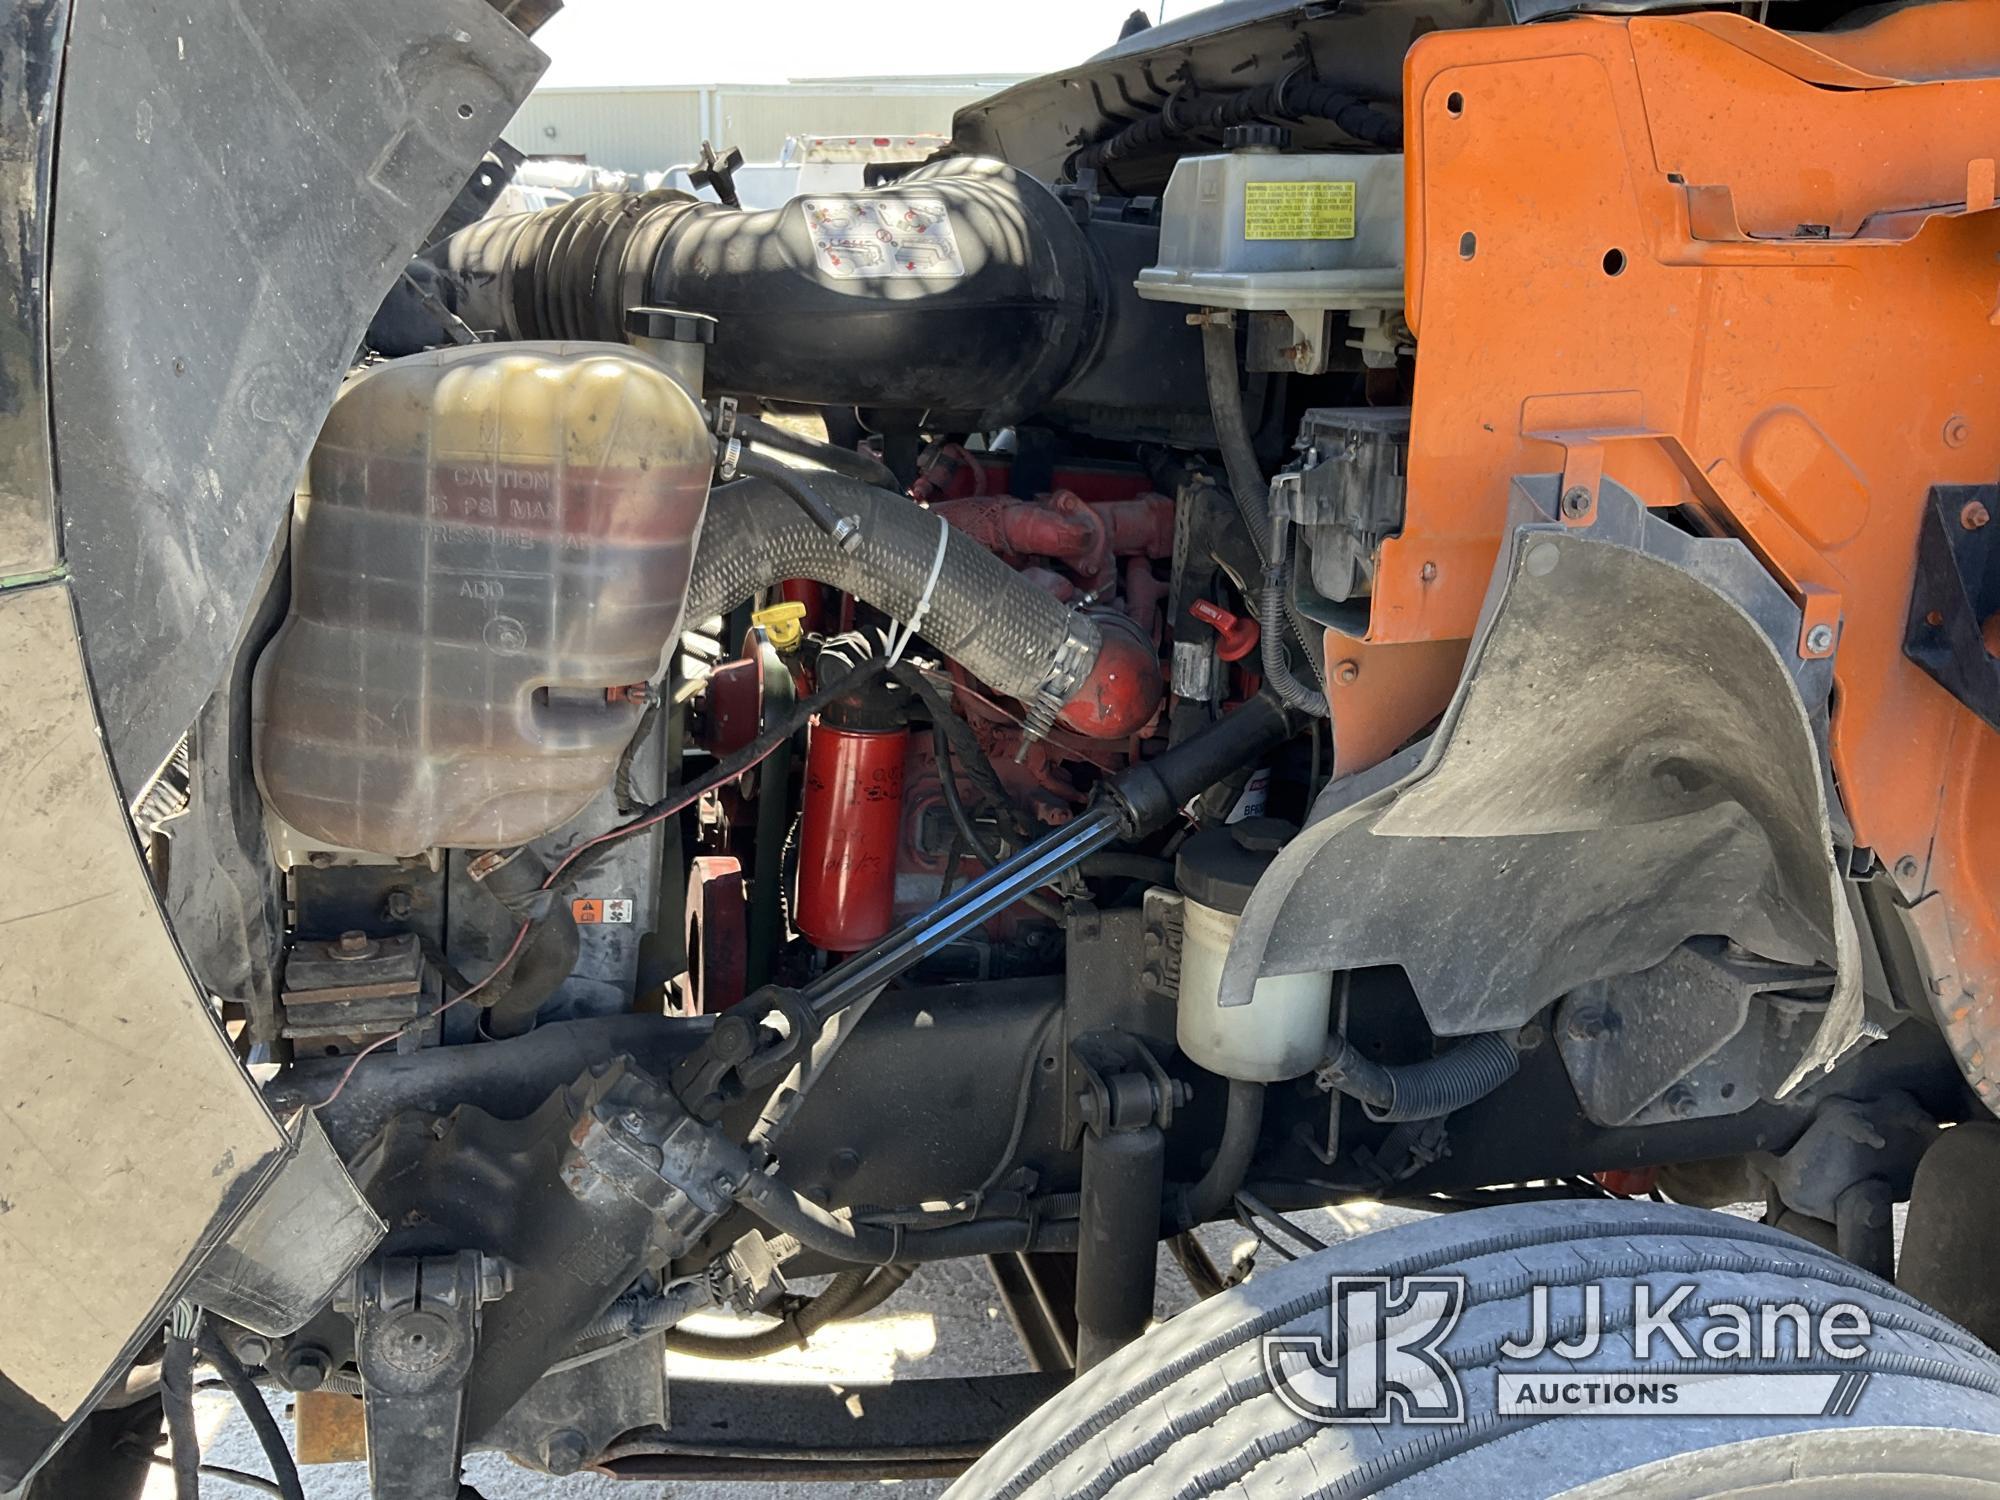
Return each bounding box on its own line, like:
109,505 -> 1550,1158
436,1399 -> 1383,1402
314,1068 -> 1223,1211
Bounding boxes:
688,471 -> 1162,739
426,157 -> 1105,428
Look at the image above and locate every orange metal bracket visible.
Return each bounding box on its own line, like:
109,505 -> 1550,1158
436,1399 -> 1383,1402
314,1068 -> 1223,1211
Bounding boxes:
1377,5 -> 2000,1103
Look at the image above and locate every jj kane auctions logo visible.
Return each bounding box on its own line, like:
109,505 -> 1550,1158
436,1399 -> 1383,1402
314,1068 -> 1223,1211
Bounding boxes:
1262,1277 -> 1876,1423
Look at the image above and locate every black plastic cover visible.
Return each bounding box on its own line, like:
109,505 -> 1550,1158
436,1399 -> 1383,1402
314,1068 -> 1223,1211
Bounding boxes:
1175,817 -> 1296,915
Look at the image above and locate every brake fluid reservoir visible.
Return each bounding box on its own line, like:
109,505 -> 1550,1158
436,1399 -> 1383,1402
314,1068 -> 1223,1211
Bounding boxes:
253,342 -> 713,855
1174,819 -> 1333,1082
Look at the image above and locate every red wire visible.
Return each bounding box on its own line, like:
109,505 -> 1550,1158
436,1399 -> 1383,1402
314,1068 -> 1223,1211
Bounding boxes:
309,732 -> 792,1112
543,731 -> 787,888
309,918 -> 532,1110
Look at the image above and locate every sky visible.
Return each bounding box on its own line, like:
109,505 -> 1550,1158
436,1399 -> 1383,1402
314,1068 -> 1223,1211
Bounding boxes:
531,0 -> 1210,87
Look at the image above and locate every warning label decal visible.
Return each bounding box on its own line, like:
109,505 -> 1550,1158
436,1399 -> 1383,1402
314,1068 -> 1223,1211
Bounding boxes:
572,898 -> 634,925
802,196 -> 967,280
1243,181 -> 1357,241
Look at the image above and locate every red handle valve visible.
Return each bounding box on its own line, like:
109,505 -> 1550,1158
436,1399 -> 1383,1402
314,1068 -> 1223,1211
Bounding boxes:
1188,599 -> 1261,662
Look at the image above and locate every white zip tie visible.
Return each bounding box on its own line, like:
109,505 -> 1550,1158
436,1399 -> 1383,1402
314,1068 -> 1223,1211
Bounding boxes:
887,514 -> 952,667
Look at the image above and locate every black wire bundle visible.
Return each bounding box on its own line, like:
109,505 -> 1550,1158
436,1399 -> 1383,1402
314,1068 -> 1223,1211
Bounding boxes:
1069,75 -> 1402,182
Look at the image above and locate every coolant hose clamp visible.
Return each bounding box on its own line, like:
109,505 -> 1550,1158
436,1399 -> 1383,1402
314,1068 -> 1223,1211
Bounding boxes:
1020,616 -> 1099,746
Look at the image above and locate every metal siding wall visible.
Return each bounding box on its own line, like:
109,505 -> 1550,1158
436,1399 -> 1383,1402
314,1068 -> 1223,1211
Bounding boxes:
504,86 -> 999,177
712,89 -> 987,163
505,88 -> 704,174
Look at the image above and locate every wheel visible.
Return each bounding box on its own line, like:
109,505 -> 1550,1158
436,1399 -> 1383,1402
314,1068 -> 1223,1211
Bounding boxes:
946,1200 -> 2000,1499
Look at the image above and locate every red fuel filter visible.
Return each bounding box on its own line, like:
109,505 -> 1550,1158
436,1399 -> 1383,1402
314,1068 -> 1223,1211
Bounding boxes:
795,720 -> 908,950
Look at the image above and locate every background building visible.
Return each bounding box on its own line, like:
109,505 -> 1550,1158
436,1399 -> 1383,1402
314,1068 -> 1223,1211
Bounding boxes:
503,76 -> 1027,178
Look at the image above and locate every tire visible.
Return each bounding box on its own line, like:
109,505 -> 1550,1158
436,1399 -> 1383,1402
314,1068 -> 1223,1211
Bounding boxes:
18,1395 -> 161,1500
946,1201 -> 2000,1500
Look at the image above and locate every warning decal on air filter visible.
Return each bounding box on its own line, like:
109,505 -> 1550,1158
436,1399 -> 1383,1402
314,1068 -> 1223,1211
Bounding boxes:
1243,181 -> 1356,240
572,898 -> 634,925
802,196 -> 966,280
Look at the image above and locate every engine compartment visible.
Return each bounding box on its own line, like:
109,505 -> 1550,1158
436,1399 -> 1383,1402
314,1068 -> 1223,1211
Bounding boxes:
25,0 -> 1999,1492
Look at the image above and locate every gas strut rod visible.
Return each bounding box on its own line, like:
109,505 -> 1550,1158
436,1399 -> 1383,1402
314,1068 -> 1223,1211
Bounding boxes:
803,690 -> 1295,1021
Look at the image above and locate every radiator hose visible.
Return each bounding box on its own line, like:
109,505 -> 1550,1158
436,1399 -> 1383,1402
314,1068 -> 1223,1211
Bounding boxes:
688,470 -> 1162,739
1316,1030 -> 1521,1123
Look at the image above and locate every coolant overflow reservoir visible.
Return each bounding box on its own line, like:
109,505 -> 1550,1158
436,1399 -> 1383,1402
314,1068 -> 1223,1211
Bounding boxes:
1175,818 -> 1333,1082
254,342 -> 713,856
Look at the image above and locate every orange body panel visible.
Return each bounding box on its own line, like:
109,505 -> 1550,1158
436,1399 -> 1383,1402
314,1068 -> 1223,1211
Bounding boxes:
1345,6 -> 2000,1102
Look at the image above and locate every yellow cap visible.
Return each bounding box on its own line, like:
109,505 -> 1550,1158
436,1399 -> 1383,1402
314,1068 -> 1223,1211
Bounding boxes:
752,600 -> 808,651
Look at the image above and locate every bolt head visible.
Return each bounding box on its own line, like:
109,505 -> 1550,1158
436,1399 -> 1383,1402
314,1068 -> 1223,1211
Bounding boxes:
332,929 -> 376,960
618,1109 -> 647,1135
1334,660 -> 1360,685
1560,486 -> 1593,518
1567,1011 -> 1610,1043
1961,500 -> 1991,532
1664,1086 -> 1698,1120
1804,623 -> 1836,656
1896,855 -> 1921,882
541,1428 -> 590,1476
1419,561 -> 1438,582
1944,415 -> 1971,448
233,1333 -> 273,1367
282,1346 -> 331,1392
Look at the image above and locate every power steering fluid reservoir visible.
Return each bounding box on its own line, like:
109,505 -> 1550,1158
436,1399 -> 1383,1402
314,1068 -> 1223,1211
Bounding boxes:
1174,818 -> 1333,1082
254,342 -> 713,856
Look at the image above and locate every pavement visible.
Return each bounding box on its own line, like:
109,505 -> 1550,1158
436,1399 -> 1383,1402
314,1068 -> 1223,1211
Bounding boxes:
145,1204 -> 1426,1500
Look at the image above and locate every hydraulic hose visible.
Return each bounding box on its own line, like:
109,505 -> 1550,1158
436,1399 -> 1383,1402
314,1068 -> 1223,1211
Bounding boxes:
1174,1080 -> 1266,1229
1318,1029 -> 1521,1123
659,1264 -> 914,1360
736,414 -> 901,492
1201,322 -> 1329,716
577,1277 -> 718,1344
737,1170 -> 1080,1264
688,471 -> 1160,738
731,447 -> 862,551
1200,321 -> 1276,565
